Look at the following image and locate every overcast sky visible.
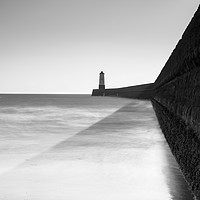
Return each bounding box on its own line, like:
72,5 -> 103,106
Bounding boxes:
0,0 -> 199,94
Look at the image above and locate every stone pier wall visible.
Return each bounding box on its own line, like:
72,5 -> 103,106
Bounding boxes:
152,4 -> 200,198
92,83 -> 154,99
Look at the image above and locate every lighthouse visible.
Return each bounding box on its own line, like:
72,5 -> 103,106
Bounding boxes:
91,71 -> 106,96
99,71 -> 105,90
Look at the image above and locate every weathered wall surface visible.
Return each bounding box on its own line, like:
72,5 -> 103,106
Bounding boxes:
154,4 -> 200,88
152,100 -> 200,199
152,4 -> 200,199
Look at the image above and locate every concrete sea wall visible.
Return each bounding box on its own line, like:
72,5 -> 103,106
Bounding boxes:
152,100 -> 200,199
154,4 -> 200,89
152,4 -> 200,199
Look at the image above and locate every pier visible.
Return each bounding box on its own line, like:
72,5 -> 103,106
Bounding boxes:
92,4 -> 200,198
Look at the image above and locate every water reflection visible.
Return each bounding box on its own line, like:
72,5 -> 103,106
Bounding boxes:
0,100 -> 193,200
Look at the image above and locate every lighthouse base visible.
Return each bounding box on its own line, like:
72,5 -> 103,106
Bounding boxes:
92,89 -> 105,96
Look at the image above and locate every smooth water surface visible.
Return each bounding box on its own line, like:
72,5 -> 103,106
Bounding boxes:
0,94 -> 193,200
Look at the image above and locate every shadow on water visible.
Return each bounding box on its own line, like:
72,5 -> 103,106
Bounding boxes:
19,101 -> 158,160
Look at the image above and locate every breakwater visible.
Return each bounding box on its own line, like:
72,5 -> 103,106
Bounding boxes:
152,100 -> 200,199
152,4 -> 200,199
92,83 -> 154,99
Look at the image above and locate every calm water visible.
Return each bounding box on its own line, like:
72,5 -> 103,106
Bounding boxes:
0,94 -> 193,200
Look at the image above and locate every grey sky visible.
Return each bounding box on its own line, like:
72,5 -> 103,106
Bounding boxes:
0,0 -> 199,93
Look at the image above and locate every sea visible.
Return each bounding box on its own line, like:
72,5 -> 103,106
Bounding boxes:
0,94 -> 194,200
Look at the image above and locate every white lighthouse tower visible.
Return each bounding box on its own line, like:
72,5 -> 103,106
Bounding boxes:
99,71 -> 105,90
